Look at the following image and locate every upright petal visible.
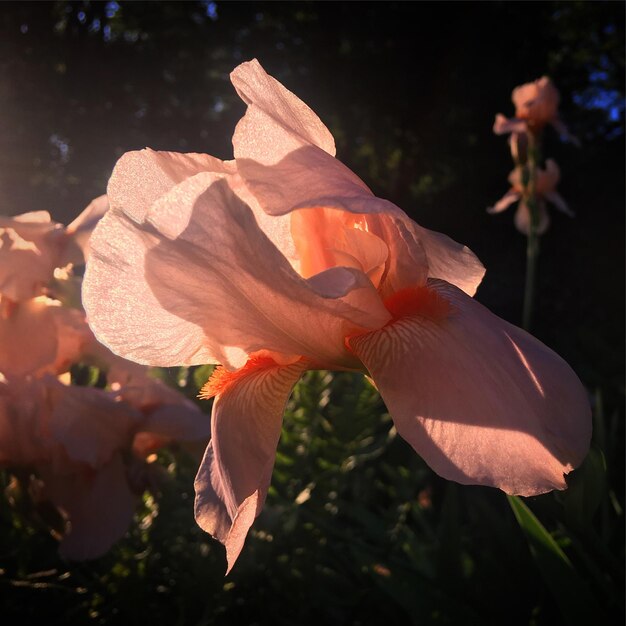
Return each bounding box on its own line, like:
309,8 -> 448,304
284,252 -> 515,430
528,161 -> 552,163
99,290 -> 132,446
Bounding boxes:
107,148 -> 234,223
63,194 -> 110,264
348,280 -> 591,496
236,146 -> 483,296
0,218 -> 63,302
231,59 -> 336,164
194,358 -> 307,572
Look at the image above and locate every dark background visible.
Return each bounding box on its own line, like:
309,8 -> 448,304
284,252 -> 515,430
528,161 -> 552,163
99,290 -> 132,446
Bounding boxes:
0,2 -> 623,625
0,1 -> 623,371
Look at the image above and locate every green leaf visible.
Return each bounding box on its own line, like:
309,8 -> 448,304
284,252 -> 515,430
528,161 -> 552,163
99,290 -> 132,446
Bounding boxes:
507,495 -> 603,626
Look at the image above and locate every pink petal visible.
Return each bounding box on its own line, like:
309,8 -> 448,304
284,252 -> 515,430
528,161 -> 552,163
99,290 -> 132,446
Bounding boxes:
46,379 -> 141,468
348,280 -> 591,496
0,215 -> 64,302
514,201 -> 550,236
117,377 -> 210,452
544,191 -> 574,217
43,452 -> 136,560
0,377 -> 51,466
229,62 -> 484,297
107,148 -> 235,223
84,176 -> 390,370
403,221 -> 485,297
63,194 -> 110,264
487,190 -> 521,214
231,59 -> 336,165
493,114 -> 528,135
236,146 -> 483,296
194,357 -> 307,572
0,298 -> 58,377
36,305 -> 93,376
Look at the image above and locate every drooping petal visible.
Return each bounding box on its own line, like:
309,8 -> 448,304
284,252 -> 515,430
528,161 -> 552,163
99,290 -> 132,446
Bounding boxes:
514,201 -> 550,236
231,58 -> 336,163
43,452 -> 136,560
348,280 -> 591,496
0,377 -> 51,466
194,357 -> 307,572
0,298 -> 58,377
487,190 -> 521,214
84,176 -> 390,370
545,191 -> 574,217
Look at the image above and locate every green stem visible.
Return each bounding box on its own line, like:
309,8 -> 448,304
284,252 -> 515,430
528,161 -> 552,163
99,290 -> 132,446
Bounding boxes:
522,212 -> 539,331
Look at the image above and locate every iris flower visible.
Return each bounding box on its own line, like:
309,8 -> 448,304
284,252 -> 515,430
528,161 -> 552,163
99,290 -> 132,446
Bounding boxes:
493,76 -> 577,143
83,60 -> 590,572
0,374 -> 207,559
488,159 -> 573,235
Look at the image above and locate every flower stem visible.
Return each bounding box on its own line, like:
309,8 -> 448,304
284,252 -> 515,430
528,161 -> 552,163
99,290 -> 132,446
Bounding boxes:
522,216 -> 539,331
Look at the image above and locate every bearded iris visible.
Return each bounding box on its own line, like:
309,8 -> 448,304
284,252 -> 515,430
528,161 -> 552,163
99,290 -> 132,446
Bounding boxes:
83,60 -> 591,572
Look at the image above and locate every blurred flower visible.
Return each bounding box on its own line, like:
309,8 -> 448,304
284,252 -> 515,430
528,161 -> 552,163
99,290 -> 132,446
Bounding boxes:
494,76 -> 577,143
0,196 -> 108,305
83,59 -> 591,572
0,212 -> 67,303
488,159 -> 573,235
0,373 -> 208,559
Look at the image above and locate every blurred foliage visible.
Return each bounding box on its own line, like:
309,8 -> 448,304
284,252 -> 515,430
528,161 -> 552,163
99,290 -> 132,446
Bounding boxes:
0,1 -> 623,625
1,368 -> 624,625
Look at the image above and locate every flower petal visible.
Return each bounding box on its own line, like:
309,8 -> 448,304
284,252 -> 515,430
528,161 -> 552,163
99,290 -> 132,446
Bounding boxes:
237,146 -> 483,296
84,176 -> 390,370
194,358 -> 306,572
107,148 -> 234,223
545,191 -> 574,217
514,201 -> 550,236
63,195 -> 110,264
493,114 -> 528,135
231,59 -> 336,163
43,452 -> 136,560
348,280 -> 591,496
0,377 -> 50,466
0,298 -> 58,377
46,380 -> 141,468
487,190 -> 521,214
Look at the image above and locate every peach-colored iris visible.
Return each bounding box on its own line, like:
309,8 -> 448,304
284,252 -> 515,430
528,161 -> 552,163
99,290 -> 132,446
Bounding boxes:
0,372 -> 208,560
0,195 -> 212,559
82,59 -> 591,573
493,76 -> 576,142
488,159 -> 573,235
